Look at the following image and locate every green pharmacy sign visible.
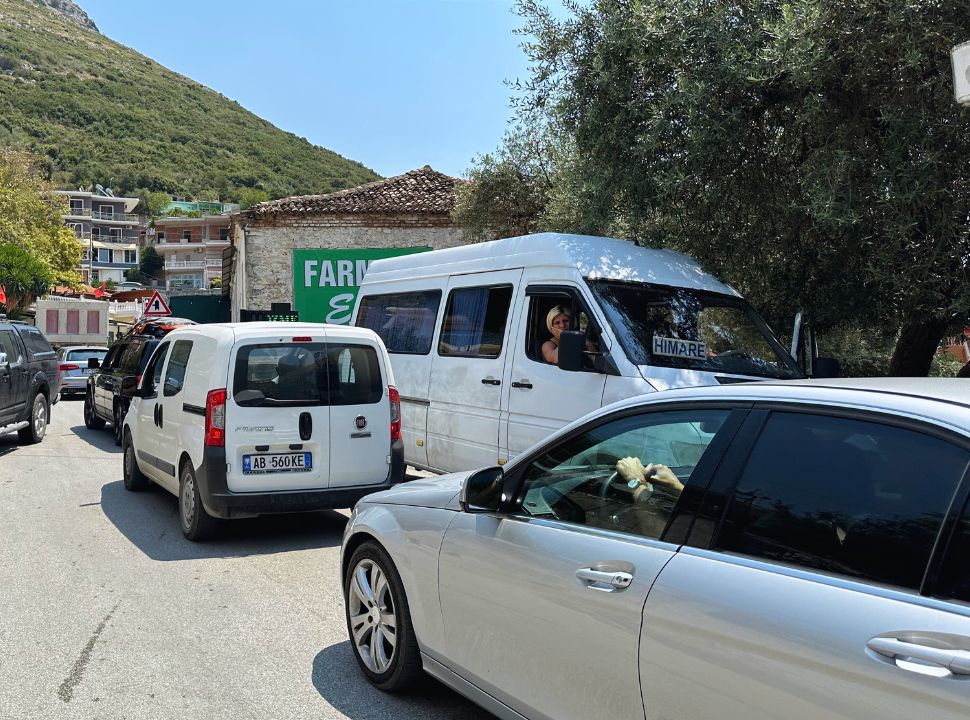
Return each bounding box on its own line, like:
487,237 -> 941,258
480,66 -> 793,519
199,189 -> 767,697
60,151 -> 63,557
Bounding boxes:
292,247 -> 430,324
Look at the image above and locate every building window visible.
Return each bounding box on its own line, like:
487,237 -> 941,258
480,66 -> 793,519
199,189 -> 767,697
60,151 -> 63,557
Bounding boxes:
109,228 -> 122,241
87,310 -> 100,335
81,250 -> 90,261
66,310 -> 80,335
182,230 -> 192,241
97,248 -> 111,263
45,309 -> 59,334
124,250 -> 137,264
98,204 -> 114,219
70,199 -> 83,214
219,228 -> 229,242
157,232 -> 165,242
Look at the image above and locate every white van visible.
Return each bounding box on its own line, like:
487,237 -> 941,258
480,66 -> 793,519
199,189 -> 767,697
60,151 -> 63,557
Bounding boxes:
120,322 -> 404,540
351,232 -> 805,473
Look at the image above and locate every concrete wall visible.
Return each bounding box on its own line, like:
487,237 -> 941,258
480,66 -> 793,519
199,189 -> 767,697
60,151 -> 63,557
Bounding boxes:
231,212 -> 468,321
35,298 -> 109,345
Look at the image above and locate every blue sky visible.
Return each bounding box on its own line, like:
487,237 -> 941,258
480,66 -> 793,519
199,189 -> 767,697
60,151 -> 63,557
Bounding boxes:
78,0 -> 567,179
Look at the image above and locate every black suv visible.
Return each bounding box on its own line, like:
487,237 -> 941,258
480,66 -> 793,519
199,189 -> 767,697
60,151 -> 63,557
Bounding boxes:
0,320 -> 60,444
84,317 -> 195,445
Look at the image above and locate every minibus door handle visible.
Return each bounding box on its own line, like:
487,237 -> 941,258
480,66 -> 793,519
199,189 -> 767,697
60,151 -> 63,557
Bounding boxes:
299,412 -> 312,440
481,378 -> 501,386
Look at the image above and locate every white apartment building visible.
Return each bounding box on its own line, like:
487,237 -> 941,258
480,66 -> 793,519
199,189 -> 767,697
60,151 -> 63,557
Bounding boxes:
56,189 -> 143,285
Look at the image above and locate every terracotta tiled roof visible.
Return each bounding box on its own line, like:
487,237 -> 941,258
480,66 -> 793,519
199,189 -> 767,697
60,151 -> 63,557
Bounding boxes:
247,166 -> 464,217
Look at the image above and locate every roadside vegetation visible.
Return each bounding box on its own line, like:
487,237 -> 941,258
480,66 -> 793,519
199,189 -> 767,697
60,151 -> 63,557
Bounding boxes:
456,0 -> 970,376
0,0 -> 379,204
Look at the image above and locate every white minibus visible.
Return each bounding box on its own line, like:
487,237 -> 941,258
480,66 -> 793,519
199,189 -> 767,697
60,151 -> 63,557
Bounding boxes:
351,232 -> 805,473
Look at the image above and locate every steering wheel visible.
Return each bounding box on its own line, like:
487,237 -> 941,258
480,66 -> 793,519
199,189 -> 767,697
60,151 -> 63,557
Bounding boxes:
599,470 -> 652,501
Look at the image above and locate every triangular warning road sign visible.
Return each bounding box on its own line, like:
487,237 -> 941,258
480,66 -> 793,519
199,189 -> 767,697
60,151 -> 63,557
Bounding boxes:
143,290 -> 172,316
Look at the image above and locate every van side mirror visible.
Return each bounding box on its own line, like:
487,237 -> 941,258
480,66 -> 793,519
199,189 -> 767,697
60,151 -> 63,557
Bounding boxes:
87,357 -> 101,370
813,357 -> 841,378
120,375 -> 141,398
459,466 -> 505,513
557,331 -> 586,372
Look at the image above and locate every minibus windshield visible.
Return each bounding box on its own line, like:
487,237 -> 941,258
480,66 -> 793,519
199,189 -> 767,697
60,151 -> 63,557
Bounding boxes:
588,280 -> 801,380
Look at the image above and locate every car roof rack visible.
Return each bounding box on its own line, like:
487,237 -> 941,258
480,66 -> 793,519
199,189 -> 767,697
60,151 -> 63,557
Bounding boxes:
124,316 -> 197,339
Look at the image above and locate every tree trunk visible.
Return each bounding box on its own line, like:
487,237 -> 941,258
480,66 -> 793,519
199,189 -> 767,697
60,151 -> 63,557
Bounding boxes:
887,316 -> 952,376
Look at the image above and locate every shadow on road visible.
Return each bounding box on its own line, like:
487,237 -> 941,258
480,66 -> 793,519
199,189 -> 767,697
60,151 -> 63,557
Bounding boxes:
70,423 -> 121,454
311,642 -> 494,720
100,480 -> 347,561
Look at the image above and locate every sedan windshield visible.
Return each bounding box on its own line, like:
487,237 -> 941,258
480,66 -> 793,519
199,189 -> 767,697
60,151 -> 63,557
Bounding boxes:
588,280 -> 801,379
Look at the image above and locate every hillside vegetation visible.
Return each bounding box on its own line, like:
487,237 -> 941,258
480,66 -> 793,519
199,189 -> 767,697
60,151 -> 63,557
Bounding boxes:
0,0 -> 379,200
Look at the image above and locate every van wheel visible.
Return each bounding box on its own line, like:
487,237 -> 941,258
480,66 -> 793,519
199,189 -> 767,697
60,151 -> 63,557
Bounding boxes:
18,394 -> 48,444
179,463 -> 218,541
345,542 -> 423,692
113,403 -> 125,446
84,392 -> 105,430
122,431 -> 149,491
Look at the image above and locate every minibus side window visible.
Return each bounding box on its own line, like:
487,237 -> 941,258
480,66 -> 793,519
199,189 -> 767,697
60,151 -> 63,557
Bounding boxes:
438,285 -> 513,359
525,292 -> 601,368
356,291 -> 441,355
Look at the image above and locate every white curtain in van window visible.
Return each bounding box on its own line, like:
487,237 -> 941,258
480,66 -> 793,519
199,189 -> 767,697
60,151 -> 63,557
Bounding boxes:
445,288 -> 490,355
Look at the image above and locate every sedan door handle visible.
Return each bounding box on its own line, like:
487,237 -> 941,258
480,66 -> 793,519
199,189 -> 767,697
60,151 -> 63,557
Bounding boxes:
511,380 -> 533,389
481,378 -> 501,386
576,567 -> 633,591
867,637 -> 970,675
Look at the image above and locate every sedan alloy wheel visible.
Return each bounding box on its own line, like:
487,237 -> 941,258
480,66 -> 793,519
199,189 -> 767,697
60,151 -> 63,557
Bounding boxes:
348,558 -> 399,674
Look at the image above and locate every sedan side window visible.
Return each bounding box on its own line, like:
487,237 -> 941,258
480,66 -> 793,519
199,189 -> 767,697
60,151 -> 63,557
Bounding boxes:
714,412 -> 970,591
515,409 -> 731,539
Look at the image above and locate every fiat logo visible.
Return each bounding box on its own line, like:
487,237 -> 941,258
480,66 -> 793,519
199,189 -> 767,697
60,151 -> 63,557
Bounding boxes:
355,415 -> 367,430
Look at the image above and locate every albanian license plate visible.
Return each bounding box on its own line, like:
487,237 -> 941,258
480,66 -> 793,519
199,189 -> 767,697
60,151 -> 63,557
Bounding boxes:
242,452 -> 312,474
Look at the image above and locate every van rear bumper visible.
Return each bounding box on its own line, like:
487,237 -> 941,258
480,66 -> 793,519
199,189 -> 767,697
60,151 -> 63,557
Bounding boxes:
195,439 -> 406,519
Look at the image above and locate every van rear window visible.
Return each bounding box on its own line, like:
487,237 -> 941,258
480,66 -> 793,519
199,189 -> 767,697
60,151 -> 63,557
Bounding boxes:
356,291 -> 441,355
233,343 -> 383,407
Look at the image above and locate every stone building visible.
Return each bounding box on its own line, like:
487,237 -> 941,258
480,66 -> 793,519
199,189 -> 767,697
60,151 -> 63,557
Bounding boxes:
227,166 -> 469,322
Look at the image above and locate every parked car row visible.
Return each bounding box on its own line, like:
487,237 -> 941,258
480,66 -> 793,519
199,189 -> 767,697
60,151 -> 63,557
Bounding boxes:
0,319 -> 59,444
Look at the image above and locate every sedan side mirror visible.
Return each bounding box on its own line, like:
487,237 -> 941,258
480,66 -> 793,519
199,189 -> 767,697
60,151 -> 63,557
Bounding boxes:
87,357 -> 101,370
459,466 -> 506,513
120,375 -> 141,399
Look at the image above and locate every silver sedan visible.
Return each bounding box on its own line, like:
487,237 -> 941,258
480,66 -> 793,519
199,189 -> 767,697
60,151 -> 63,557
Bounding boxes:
341,378 -> 970,720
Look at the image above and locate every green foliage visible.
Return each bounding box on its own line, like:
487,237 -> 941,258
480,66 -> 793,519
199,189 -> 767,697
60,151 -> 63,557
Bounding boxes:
238,187 -> 270,210
0,147 -> 81,286
139,245 -> 163,281
104,278 -> 117,291
0,0 -> 380,201
0,242 -> 55,312
462,0 -> 970,375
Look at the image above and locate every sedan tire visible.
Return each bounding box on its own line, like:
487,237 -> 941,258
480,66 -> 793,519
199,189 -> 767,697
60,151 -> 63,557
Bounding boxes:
345,541 -> 423,692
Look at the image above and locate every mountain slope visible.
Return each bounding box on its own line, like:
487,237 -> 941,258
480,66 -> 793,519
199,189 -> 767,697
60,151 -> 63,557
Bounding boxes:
0,0 -> 379,199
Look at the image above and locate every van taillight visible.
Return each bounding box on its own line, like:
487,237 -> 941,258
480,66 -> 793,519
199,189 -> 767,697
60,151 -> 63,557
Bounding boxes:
388,385 -> 401,441
205,388 -> 227,447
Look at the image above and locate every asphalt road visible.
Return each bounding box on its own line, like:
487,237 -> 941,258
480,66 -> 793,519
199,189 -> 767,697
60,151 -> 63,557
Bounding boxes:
0,397 -> 493,720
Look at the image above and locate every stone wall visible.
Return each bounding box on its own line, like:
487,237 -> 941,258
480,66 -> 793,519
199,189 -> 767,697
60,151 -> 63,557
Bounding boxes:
235,212 -> 468,315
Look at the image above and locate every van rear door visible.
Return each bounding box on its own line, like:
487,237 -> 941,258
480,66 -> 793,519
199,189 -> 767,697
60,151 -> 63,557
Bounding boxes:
326,340 -> 392,487
226,332 -> 331,492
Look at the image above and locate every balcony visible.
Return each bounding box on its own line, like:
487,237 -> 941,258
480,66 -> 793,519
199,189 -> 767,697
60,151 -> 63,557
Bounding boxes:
153,237 -> 203,246
165,259 -> 207,270
65,207 -> 92,218
91,211 -> 139,223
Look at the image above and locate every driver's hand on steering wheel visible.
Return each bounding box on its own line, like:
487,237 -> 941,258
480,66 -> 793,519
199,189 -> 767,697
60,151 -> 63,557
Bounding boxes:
616,457 -> 685,495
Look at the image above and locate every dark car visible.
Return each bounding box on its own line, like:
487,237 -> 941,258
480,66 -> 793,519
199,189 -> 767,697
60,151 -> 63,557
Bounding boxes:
84,317 -> 195,445
0,320 -> 60,444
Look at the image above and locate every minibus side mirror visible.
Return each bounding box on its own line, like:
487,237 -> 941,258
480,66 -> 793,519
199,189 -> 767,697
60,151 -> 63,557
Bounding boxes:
459,466 -> 506,513
87,357 -> 101,370
558,331 -> 586,372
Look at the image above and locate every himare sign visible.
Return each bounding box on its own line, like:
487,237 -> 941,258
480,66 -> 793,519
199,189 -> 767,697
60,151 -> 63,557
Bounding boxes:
293,248 -> 430,324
